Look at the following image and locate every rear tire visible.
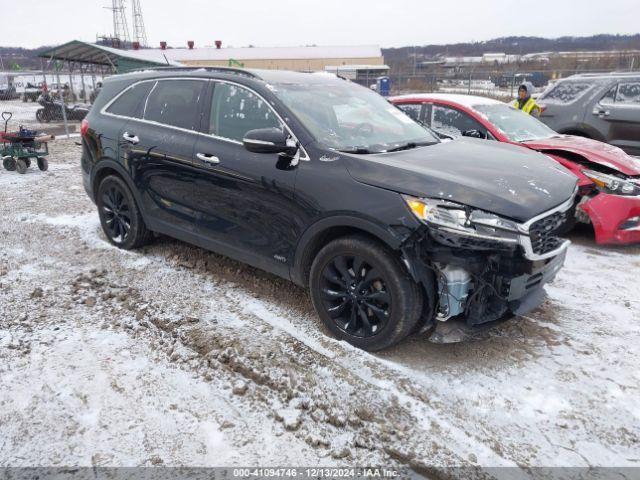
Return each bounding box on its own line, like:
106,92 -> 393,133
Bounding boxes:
37,158 -> 48,171
96,175 -> 152,250
309,235 -> 423,351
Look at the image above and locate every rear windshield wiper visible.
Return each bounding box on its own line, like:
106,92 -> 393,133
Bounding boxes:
385,141 -> 437,153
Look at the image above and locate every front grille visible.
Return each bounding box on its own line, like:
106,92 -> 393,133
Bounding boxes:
528,210 -> 569,255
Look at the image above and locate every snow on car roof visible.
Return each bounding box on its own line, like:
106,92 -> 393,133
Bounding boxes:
390,93 -> 503,109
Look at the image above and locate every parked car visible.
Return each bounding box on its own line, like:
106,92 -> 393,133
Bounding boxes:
390,93 -> 640,245
536,72 -> 640,156
81,68 -> 577,350
23,82 -> 43,102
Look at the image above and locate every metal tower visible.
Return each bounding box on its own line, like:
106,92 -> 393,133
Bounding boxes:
131,0 -> 148,48
109,0 -> 131,47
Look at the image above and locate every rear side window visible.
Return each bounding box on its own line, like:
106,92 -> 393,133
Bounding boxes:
209,82 -> 282,142
615,82 -> 640,104
431,104 -> 484,137
396,103 -> 423,122
144,80 -> 207,130
540,82 -> 592,104
106,82 -> 154,118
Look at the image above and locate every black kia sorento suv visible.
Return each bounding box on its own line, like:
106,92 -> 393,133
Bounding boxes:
81,68 -> 578,351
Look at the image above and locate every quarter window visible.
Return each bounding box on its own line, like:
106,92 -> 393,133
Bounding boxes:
106,82 -> 154,118
143,80 -> 206,130
210,82 -> 283,142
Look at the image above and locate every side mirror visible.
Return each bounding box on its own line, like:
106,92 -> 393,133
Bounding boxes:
462,129 -> 486,139
243,128 -> 298,156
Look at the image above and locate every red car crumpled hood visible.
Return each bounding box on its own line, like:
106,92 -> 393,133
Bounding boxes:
521,135 -> 640,176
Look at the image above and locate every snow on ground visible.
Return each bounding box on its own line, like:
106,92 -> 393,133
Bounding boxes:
0,139 -> 639,473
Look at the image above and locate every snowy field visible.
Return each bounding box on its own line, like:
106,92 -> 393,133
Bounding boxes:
0,139 -> 639,475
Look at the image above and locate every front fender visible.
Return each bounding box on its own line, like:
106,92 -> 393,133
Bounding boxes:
291,214 -> 414,285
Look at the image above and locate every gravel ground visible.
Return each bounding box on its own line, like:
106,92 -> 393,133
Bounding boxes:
0,138 -> 639,474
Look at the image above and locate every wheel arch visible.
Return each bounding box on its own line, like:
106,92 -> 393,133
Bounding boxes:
91,159 -> 147,219
291,215 -> 405,287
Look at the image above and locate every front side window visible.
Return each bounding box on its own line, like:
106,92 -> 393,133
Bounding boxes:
539,82 -> 592,104
271,81 -> 438,152
144,79 -> 206,130
475,104 -> 557,142
600,85 -> 618,105
210,82 -> 283,142
106,81 -> 154,118
431,104 -> 484,138
615,82 -> 640,104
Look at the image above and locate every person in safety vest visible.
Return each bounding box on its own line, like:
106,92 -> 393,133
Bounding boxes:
513,82 -> 540,116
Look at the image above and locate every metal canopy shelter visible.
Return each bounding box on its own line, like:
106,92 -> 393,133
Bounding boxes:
38,40 -> 174,73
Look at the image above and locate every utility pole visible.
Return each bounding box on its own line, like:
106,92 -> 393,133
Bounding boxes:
131,0 -> 148,48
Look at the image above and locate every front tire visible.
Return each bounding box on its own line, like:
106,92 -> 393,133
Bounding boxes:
309,235 -> 423,351
96,175 -> 152,249
3,157 -> 16,171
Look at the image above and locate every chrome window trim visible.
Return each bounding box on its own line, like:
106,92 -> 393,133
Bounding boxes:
100,77 -> 310,161
209,79 -> 309,161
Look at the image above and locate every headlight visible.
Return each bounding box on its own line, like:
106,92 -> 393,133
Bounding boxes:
404,196 -> 520,244
582,169 -> 640,196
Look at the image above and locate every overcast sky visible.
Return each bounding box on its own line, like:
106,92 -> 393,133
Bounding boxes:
1,0 -> 638,49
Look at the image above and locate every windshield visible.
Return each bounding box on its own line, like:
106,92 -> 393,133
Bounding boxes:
271,80 -> 439,153
475,103 -> 558,142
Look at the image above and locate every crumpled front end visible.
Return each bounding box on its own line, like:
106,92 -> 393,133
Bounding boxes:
401,195 -> 574,342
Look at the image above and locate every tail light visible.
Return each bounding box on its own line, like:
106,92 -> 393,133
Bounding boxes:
80,119 -> 89,137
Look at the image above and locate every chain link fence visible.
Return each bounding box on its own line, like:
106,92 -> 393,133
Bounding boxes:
353,68 -> 639,100
0,69 -> 105,138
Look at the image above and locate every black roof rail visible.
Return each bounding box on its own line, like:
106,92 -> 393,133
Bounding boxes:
131,66 -> 261,79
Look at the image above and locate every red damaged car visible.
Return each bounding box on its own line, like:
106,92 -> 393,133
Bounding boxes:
390,93 -> 640,245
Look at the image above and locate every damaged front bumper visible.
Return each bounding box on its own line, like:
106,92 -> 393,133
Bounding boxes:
402,199 -> 572,342
578,192 -> 640,245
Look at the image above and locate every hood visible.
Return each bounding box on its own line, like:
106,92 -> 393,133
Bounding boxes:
343,138 -> 577,223
521,135 -> 640,176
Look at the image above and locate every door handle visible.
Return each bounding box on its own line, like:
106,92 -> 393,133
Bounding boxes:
122,132 -> 139,144
196,153 -> 220,165
592,107 -> 610,117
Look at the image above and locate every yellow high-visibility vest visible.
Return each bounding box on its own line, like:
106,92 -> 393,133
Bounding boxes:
513,97 -> 538,115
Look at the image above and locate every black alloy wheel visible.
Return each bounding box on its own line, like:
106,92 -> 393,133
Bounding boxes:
96,175 -> 152,250
309,235 -> 424,351
320,255 -> 391,338
100,183 -> 132,244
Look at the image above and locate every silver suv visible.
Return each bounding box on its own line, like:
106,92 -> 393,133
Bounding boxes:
538,72 -> 640,156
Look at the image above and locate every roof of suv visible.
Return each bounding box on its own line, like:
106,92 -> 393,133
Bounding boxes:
108,66 -> 348,86
560,72 -> 640,82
